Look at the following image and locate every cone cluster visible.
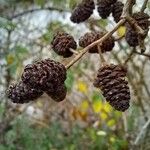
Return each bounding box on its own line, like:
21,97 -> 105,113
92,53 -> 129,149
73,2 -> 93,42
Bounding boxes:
125,12 -> 150,47
112,1 -> 124,23
70,0 -> 95,23
97,0 -> 117,19
94,64 -> 130,112
51,32 -> 77,58
79,32 -> 115,53
7,59 -> 67,103
7,81 -> 43,104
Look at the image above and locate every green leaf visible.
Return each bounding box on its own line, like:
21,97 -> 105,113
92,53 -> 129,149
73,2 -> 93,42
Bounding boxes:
65,70 -> 74,91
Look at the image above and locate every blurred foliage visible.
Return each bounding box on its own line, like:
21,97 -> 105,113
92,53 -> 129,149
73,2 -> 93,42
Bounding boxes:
0,0 -> 150,150
0,116 -> 129,150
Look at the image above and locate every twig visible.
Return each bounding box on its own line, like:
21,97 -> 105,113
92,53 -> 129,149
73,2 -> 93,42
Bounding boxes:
141,0 -> 149,13
124,48 -> 135,65
121,0 -> 135,16
69,48 -> 79,55
134,51 -> 150,59
97,44 -> 106,64
10,7 -> 69,19
134,118 -> 150,145
65,19 -> 126,69
125,16 -> 145,36
122,112 -> 129,138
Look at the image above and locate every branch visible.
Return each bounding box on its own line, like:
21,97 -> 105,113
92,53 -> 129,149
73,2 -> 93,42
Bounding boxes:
65,19 -> 126,69
10,7 -> 69,19
121,0 -> 135,16
134,51 -> 150,59
141,0 -> 149,13
134,118 -> 150,145
125,16 -> 145,36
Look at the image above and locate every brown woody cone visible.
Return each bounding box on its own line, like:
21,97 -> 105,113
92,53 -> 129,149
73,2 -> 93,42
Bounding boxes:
22,59 -> 66,92
93,64 -> 130,112
125,12 -> 149,47
70,0 -> 95,23
51,31 -> 77,58
112,1 -> 124,23
46,84 -> 67,102
79,32 -> 115,53
7,81 -> 43,103
97,0 -> 117,19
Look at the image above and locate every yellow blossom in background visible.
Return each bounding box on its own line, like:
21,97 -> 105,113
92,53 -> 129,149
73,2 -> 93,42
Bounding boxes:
103,103 -> 112,113
79,100 -> 89,112
6,54 -> 15,65
92,100 -> 103,113
110,136 -> 116,143
77,81 -> 88,94
117,26 -> 126,37
107,119 -> 116,127
100,112 -> 108,120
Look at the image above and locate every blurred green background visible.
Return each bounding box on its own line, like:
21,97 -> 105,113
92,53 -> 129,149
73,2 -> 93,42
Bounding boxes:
0,0 -> 150,150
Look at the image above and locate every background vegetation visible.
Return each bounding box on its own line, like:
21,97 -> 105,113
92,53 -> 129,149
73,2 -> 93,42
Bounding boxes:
0,0 -> 150,149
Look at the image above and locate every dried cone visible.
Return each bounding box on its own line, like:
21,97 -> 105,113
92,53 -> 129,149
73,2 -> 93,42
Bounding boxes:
70,0 -> 95,23
7,81 -> 43,103
93,64 -> 130,111
97,0 -> 117,19
51,32 -> 77,58
112,1 -> 124,23
125,26 -> 139,47
22,59 -> 67,92
132,12 -> 150,30
79,32 -> 115,53
125,12 -> 150,47
46,84 -> 67,102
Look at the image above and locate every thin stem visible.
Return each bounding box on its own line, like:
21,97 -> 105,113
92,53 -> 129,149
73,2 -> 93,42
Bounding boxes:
124,48 -> 136,65
10,7 -> 69,19
65,19 -> 126,69
69,48 -> 79,55
121,0 -> 134,17
97,44 -> 106,64
125,16 -> 145,36
141,0 -> 149,13
134,118 -> 150,145
134,51 -> 150,59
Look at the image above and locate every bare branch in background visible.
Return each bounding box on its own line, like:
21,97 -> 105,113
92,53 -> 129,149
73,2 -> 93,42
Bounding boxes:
10,7 -> 69,19
134,118 -> 150,145
141,0 -> 149,12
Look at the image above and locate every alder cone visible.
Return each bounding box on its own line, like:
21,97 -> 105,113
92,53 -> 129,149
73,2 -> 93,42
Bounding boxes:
46,84 -> 67,102
125,12 -> 149,47
93,64 -> 130,112
22,59 -> 66,92
112,1 -> 124,23
132,12 -> 150,30
125,27 -> 139,47
97,0 -> 117,19
70,0 -> 95,23
79,32 -> 115,53
51,32 -> 77,58
7,81 -> 43,104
